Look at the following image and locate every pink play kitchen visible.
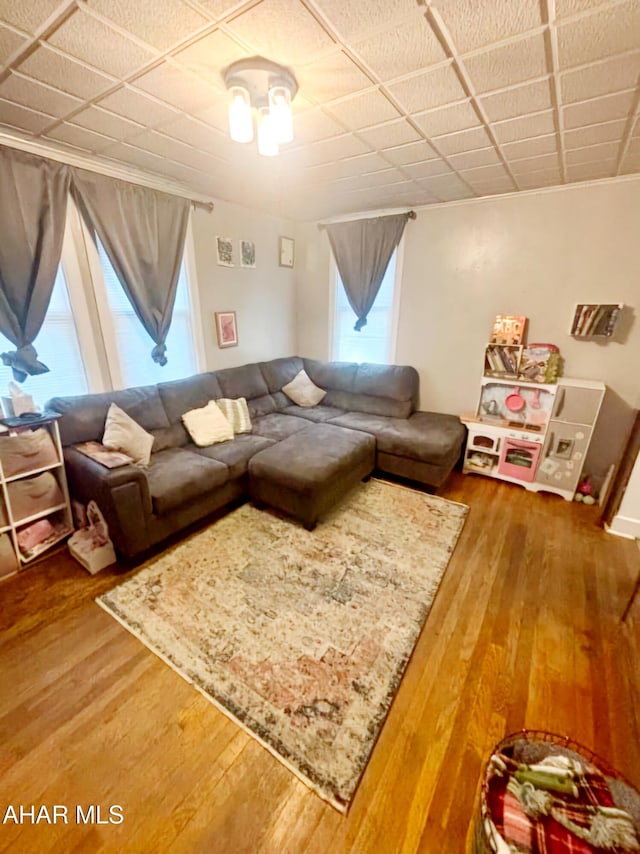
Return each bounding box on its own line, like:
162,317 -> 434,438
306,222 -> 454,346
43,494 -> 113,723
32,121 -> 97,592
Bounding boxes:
461,317 -> 606,500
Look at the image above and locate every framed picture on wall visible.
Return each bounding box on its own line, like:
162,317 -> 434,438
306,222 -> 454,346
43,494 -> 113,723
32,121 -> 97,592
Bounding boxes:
240,240 -> 255,268
216,236 -> 234,267
215,311 -> 238,348
279,236 -> 294,268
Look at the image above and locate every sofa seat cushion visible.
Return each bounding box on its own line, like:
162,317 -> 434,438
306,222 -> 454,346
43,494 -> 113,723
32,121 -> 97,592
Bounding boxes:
146,448 -> 229,515
192,434 -> 275,479
250,413 -> 310,441
281,404 -> 346,423
328,411 -> 466,466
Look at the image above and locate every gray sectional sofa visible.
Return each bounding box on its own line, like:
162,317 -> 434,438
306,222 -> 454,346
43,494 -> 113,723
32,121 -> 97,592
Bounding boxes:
49,356 -> 466,559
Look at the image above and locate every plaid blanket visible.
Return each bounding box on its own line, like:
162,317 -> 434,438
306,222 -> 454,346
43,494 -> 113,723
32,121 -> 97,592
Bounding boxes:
485,751 -> 638,853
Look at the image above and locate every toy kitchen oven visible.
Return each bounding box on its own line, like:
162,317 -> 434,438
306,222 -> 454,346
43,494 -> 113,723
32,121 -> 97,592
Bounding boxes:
461,377 -> 605,500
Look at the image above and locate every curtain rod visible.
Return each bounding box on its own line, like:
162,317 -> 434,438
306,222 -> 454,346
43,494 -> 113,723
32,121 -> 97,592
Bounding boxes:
317,210 -> 416,230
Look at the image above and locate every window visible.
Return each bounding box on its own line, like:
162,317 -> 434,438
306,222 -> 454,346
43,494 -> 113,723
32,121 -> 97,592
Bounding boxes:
332,246 -> 402,364
95,240 -> 199,389
0,265 -> 89,409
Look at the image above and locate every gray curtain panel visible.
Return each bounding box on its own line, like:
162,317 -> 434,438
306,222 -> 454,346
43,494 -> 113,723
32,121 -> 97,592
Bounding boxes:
0,148 -> 70,381
326,213 -> 409,331
71,169 -> 190,366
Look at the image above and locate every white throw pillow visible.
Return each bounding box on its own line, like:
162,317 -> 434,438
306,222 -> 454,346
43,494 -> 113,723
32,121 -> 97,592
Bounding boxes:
103,403 -> 154,466
182,401 -> 234,447
282,369 -> 326,407
216,397 -> 252,434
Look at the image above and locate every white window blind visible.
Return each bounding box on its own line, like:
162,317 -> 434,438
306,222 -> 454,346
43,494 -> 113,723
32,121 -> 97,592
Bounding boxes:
333,250 -> 398,364
0,265 -> 89,410
96,241 -> 198,389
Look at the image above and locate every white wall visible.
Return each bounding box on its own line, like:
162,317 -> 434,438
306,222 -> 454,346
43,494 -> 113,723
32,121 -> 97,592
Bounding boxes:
191,200 -> 298,369
608,450 -> 640,538
296,177 -> 640,415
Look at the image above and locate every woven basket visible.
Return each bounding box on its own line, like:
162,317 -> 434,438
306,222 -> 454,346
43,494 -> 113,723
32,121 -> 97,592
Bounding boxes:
473,730 -> 640,853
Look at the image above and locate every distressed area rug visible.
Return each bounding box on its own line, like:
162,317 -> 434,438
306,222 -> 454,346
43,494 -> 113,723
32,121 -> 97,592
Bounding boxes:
97,479 -> 468,811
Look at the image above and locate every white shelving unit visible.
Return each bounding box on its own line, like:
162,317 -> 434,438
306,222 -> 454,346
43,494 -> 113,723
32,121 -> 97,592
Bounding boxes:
0,414 -> 73,582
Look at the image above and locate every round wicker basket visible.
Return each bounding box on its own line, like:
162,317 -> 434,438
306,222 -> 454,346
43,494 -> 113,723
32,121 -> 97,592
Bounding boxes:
473,730 -> 640,853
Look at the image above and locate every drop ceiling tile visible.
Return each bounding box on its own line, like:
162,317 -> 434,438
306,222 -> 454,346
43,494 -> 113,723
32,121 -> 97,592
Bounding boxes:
192,0 -> 243,19
554,0 -> 602,17
312,0 -> 418,41
481,79 -> 552,122
434,126 -> 492,155
566,160 -> 616,182
0,98 -> 54,133
352,17 -> 447,80
435,0 -> 543,52
563,91 -> 634,129
458,163 -> 513,183
0,0 -> 64,35
0,72 -> 82,117
123,128 -> 196,162
493,110 -> 556,143
225,0 -> 335,65
308,152 -> 390,181
158,159 -> 204,185
304,133 -> 370,166
447,146 -> 501,170
98,85 -> 180,127
509,152 -> 560,174
134,62 -> 219,111
20,45 -> 116,99
296,51 -> 373,103
173,30 -> 247,84
86,0 -> 209,50
469,181 -> 514,198
564,119 -> 626,150
516,168 -> 562,189
45,122 -> 115,152
387,64 -> 467,115
557,2 -> 640,69
462,34 -> 548,94
403,159 -> 453,179
325,90 -> 401,131
192,95 -> 230,133
419,173 -> 476,201
560,54 -> 640,105
358,119 -> 421,149
502,134 -> 557,160
565,141 -> 621,165
381,140 -> 438,166
292,109 -> 344,144
348,167 -> 407,189
414,100 -> 481,138
620,153 -> 640,174
0,23 -> 27,64
71,105 -> 144,141
47,9 -> 157,78
157,115 -> 230,158
627,135 -> 640,156
101,140 -> 167,172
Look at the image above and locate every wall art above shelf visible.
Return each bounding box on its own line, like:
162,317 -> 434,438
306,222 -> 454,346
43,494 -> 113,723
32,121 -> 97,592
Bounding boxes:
570,303 -> 623,339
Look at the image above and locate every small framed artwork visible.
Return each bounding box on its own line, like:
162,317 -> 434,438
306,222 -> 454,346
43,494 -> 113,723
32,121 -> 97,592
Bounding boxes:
279,236 -> 294,268
216,236 -> 234,267
214,311 -> 238,348
240,240 -> 255,268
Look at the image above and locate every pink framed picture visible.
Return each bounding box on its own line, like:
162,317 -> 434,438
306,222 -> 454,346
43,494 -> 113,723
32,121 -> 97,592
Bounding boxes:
215,311 -> 238,348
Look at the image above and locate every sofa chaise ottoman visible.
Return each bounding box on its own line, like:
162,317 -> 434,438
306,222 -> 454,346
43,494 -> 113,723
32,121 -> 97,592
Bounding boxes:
48,356 -> 466,558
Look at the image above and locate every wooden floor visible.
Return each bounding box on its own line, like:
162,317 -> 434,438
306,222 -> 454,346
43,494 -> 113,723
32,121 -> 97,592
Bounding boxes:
1,473 -> 639,853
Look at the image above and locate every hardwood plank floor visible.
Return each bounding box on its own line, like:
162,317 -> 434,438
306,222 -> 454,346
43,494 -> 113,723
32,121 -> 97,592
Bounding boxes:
0,473 -> 638,853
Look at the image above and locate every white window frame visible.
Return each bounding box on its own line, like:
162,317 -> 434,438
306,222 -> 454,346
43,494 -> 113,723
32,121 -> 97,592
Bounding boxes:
329,238 -> 404,364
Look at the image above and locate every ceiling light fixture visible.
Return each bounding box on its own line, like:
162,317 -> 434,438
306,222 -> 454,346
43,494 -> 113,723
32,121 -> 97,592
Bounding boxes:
223,57 -> 298,157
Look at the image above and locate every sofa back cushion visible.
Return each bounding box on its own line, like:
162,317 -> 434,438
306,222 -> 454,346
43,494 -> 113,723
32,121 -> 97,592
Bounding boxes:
49,386 -> 170,446
215,363 -> 269,400
259,356 -> 304,393
157,373 -> 222,424
303,359 -> 417,419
